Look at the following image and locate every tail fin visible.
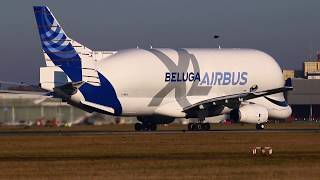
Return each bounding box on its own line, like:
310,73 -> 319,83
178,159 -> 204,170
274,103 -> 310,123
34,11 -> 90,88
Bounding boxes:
33,6 -> 92,82
34,6 -> 103,90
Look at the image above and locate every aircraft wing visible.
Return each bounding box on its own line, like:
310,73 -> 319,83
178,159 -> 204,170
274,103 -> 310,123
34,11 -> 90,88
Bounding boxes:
183,86 -> 293,112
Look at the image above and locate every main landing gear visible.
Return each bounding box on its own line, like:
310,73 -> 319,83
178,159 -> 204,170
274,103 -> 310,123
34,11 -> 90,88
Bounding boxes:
134,122 -> 157,131
188,122 -> 210,131
187,116 -> 210,131
256,123 -> 265,130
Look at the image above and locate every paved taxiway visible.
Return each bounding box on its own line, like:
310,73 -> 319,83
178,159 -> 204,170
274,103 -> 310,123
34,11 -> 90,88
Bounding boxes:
0,128 -> 319,136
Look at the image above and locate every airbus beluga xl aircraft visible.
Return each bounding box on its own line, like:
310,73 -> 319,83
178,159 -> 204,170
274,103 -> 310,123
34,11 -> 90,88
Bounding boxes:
33,6 -> 292,131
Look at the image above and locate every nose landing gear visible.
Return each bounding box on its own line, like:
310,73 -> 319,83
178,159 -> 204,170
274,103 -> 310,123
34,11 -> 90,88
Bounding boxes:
256,123 -> 265,130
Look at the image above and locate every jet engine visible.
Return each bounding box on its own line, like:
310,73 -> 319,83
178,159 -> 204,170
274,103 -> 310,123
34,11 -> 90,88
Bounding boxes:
230,104 -> 268,124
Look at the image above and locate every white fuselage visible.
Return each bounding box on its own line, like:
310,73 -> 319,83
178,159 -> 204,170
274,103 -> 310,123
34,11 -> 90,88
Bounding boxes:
93,48 -> 291,119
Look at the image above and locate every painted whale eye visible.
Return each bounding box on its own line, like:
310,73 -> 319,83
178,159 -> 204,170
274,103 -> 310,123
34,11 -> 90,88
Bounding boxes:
250,84 -> 258,92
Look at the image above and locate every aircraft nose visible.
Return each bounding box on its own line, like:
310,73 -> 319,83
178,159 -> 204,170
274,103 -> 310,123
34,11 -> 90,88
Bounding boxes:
284,105 -> 292,119
268,105 -> 292,119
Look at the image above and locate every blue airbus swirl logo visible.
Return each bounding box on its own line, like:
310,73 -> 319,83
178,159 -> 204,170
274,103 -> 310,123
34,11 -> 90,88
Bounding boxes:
34,6 -> 82,82
35,7 -> 79,60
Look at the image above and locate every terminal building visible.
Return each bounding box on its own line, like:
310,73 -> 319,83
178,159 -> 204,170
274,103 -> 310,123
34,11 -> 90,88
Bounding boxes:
0,93 -> 138,126
0,94 -> 87,126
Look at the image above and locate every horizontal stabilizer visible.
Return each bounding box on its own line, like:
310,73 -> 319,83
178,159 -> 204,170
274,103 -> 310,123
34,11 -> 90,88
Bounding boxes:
81,100 -> 115,114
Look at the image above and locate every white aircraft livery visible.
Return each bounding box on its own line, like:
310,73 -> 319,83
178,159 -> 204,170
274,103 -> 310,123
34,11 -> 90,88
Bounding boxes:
33,6 -> 292,131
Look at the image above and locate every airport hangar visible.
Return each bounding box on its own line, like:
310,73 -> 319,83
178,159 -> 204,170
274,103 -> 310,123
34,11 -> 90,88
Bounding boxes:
286,78 -> 320,121
285,59 -> 320,121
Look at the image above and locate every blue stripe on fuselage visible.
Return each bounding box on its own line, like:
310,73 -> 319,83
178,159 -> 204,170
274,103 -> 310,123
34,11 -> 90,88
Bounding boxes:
79,72 -> 122,115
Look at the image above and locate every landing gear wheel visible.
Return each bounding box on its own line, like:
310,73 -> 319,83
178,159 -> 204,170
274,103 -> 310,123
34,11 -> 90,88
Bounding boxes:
188,123 -> 194,131
196,123 -> 202,131
136,122 -> 157,131
202,123 -> 210,131
142,123 -> 150,131
187,123 -> 210,131
135,123 -> 142,131
188,123 -> 197,131
256,123 -> 265,130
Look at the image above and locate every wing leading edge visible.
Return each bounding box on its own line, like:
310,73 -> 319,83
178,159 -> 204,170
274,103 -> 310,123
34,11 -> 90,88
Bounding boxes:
183,86 -> 293,112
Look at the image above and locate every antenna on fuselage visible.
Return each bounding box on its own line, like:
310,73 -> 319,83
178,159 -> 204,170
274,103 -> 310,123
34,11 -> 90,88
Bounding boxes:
213,34 -> 221,49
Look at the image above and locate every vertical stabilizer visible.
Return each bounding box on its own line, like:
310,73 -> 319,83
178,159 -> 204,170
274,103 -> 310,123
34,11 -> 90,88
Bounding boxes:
34,6 -> 100,88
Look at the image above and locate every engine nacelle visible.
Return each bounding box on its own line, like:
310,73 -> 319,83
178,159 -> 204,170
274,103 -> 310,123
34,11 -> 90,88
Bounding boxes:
230,104 -> 268,124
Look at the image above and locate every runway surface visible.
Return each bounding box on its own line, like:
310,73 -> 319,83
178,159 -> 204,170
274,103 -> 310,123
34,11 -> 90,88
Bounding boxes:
0,124 -> 319,179
0,128 -> 319,136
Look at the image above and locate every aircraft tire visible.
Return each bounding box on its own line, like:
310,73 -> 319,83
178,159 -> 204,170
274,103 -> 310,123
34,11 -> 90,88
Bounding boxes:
188,123 -> 210,131
202,123 -> 210,131
256,123 -> 265,130
135,123 -> 142,131
196,123 -> 202,131
188,123 -> 194,131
